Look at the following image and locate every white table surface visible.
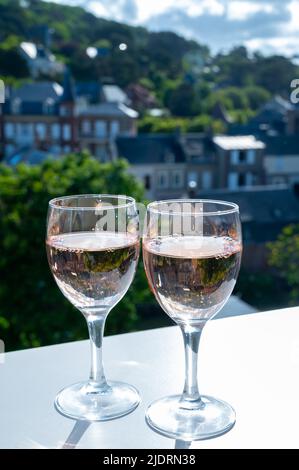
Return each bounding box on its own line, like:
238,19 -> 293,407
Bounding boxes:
0,307 -> 299,449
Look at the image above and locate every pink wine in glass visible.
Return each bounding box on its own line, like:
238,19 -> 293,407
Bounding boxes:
47,231 -> 139,313
143,235 -> 242,325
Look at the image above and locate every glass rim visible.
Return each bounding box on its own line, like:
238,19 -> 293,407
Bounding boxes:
147,199 -> 239,216
49,194 -> 136,211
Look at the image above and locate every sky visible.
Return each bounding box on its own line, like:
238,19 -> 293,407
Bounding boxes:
51,0 -> 299,56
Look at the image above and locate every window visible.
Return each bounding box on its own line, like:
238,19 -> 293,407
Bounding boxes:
272,176 -> 285,185
11,98 -> 21,115
172,171 -> 183,189
157,171 -> 169,189
110,121 -> 120,137
187,171 -> 198,189
36,123 -> 46,140
238,173 -> 246,187
231,149 -> 256,165
63,145 -> 71,153
202,171 -> 212,189
5,144 -> 15,157
239,150 -> 246,163
43,98 -> 55,115
82,120 -> 91,135
5,123 -> 14,139
60,106 -> 71,117
63,124 -> 71,141
17,123 -> 33,143
247,149 -> 256,164
164,151 -> 175,164
230,150 -> 239,165
95,121 -> 107,138
50,145 -> 61,155
144,175 -> 151,190
245,172 -> 253,186
52,124 -> 60,140
228,172 -> 238,189
95,146 -> 108,161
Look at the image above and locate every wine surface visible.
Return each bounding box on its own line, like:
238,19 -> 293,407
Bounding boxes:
47,231 -> 139,313
143,236 -> 241,324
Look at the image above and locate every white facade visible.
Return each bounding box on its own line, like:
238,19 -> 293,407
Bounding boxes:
265,155 -> 299,184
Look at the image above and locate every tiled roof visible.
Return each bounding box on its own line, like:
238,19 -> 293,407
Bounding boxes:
102,85 -> 128,105
116,134 -> 186,164
263,136 -> 299,155
79,102 -> 138,118
199,185 -> 299,225
11,82 -> 63,102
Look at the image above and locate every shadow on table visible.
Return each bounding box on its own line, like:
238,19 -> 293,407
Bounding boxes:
175,439 -> 192,449
62,420 -> 91,449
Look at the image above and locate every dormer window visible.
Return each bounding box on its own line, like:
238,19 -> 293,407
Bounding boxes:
164,151 -> 175,163
43,98 -> 55,115
11,98 -> 21,115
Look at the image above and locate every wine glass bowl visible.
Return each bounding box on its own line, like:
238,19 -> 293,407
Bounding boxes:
143,199 -> 242,440
46,194 -> 140,421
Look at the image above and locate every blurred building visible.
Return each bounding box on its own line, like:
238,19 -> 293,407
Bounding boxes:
0,71 -> 138,162
116,132 -> 265,199
212,135 -> 266,189
117,133 -> 186,200
263,136 -> 299,185
198,184 -> 299,270
19,42 -> 65,79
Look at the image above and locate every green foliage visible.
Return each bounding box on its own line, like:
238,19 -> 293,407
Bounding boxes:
138,115 -> 226,134
138,116 -> 188,133
214,47 -> 298,96
268,225 -> 299,304
0,0 -> 296,117
166,83 -> 201,116
0,0 -> 202,90
244,86 -> 271,111
229,109 -> 255,125
235,270 -> 288,311
0,152 -> 148,351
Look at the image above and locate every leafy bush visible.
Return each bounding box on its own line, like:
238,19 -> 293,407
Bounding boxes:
268,225 -> 299,305
0,152 -> 149,351
138,115 -> 226,134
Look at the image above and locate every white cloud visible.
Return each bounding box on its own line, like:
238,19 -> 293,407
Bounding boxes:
47,1 -> 299,55
137,0 -> 176,23
86,1 -> 109,18
287,0 -> 299,32
76,0 -> 225,23
185,0 -> 224,17
227,1 -> 274,21
245,36 -> 299,56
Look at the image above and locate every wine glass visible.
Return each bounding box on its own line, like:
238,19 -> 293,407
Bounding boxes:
46,194 -> 140,421
143,199 -> 242,440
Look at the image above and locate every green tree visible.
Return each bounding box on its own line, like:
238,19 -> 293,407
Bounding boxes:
138,116 -> 188,133
268,225 -> 299,305
0,152 -> 148,351
244,86 -> 271,111
167,83 -> 200,116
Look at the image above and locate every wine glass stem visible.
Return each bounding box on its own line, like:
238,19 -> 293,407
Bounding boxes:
86,314 -> 109,390
180,325 -> 203,407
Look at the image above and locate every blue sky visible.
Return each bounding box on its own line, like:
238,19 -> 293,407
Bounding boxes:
50,0 -> 299,56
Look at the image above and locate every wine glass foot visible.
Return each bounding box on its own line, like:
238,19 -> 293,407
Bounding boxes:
146,394 -> 235,441
55,381 -> 140,421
